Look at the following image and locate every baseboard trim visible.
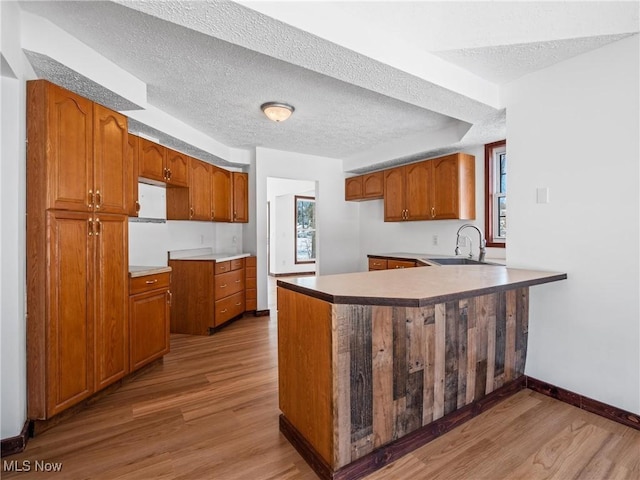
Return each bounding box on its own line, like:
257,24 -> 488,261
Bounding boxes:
254,309 -> 270,317
526,376 -> 640,430
281,376 -> 526,480
1,420 -> 29,457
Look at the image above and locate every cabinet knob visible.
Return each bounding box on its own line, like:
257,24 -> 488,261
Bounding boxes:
95,190 -> 102,209
88,189 -> 94,208
190,207 -> 194,219
431,207 -> 435,218
88,218 -> 94,236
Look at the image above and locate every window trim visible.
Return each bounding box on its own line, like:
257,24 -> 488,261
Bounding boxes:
484,139 -> 507,248
294,195 -> 316,264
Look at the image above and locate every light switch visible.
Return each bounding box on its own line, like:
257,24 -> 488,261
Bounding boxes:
536,187 -> 550,204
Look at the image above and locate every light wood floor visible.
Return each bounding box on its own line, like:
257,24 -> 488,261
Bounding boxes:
5,300 -> 639,479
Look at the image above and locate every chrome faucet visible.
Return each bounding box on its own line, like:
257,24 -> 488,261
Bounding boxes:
455,224 -> 487,262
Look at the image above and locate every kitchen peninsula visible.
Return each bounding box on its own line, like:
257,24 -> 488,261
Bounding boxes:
277,265 -> 567,480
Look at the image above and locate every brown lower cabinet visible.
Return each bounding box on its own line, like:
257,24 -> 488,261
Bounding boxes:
169,257 -> 255,335
368,256 -> 419,271
27,211 -> 129,420
129,272 -> 171,371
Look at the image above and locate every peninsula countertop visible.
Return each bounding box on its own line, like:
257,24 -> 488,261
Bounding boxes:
277,265 -> 566,307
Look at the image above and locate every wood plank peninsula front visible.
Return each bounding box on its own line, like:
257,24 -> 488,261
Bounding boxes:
276,266 -> 567,480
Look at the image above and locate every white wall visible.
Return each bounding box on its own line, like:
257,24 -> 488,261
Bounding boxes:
505,35 -> 639,413
357,145 -> 505,271
0,1 -> 36,440
255,147 -> 360,310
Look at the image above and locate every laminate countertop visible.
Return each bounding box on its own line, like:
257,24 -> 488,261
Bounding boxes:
129,266 -> 172,278
167,248 -> 250,262
368,252 -> 507,266
277,265 -> 566,307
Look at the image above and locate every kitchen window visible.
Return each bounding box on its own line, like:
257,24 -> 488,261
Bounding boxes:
485,140 -> 506,247
295,196 -> 316,264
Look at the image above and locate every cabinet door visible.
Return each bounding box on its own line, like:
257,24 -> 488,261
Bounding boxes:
45,83 -> 94,212
345,176 -> 363,201
362,172 -> 384,199
93,214 -> 129,391
189,158 -> 213,220
232,172 -> 249,223
383,167 -> 405,221
127,134 -> 140,217
129,289 -> 170,371
46,211 -> 94,416
138,138 -> 166,183
212,166 -> 232,222
432,153 -> 476,220
166,148 -> 189,187
405,161 -> 432,220
93,104 -> 128,215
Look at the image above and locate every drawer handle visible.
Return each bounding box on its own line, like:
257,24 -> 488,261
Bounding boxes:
145,279 -> 159,284
220,284 -> 227,288
235,279 -> 241,283
235,302 -> 242,306
221,308 -> 228,313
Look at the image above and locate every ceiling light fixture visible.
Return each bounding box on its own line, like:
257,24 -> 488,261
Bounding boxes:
261,102 -> 295,122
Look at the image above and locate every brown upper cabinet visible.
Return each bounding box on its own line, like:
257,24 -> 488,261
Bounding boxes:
232,172 -> 249,223
165,148 -> 189,187
166,157 -> 211,220
27,81 -> 129,215
189,158 -> 214,220
383,153 -> 475,222
138,139 -> 189,187
212,165 -> 232,222
345,171 -> 384,201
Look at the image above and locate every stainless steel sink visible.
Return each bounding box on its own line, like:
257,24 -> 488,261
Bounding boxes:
425,257 -> 501,266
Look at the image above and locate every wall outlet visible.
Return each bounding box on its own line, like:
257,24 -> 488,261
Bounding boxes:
432,234 -> 438,246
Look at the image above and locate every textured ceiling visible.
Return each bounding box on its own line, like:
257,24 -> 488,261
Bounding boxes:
18,1 -> 639,171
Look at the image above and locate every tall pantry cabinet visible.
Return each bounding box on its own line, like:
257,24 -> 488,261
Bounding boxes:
26,80 -> 130,419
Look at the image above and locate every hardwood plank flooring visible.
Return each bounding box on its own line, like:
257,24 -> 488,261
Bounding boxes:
3,278 -> 638,479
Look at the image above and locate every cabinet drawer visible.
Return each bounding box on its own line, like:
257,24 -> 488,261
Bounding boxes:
388,259 -> 416,269
215,291 -> 245,326
368,258 -> 388,270
129,272 -> 171,295
215,261 -> 231,275
215,269 -> 244,300
230,258 -> 244,271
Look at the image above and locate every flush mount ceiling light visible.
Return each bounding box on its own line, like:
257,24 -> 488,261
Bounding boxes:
261,102 -> 295,122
